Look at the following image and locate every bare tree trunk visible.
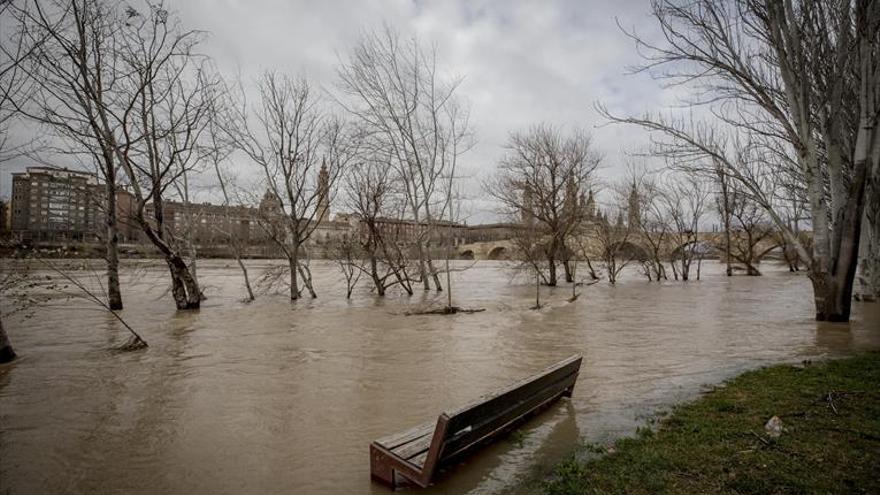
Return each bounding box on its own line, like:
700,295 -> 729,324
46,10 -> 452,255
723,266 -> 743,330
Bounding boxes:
139,210 -> 201,310
535,271 -> 541,308
585,257 -> 599,280
856,158 -> 879,301
445,246 -> 453,310
167,254 -> 201,310
547,257 -> 558,286
297,263 -> 317,299
812,163 -> 868,321
369,255 -> 385,296
187,239 -> 202,300
417,244 -> 430,291
289,250 -> 299,300
426,257 -> 443,291
105,178 -> 123,310
0,312 -> 15,364
563,259 -> 574,283
236,256 -> 255,302
723,211 -> 732,277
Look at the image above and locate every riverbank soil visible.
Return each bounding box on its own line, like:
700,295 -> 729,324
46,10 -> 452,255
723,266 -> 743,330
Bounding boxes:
541,353 -> 880,494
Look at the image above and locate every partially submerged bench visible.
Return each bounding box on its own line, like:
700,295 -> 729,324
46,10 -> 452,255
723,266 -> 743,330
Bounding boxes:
370,355 -> 582,489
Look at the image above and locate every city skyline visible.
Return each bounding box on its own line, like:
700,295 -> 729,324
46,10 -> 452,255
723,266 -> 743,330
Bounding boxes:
0,0 -> 677,223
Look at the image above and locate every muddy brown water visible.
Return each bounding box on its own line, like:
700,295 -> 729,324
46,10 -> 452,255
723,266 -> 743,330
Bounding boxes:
1,260 -> 878,494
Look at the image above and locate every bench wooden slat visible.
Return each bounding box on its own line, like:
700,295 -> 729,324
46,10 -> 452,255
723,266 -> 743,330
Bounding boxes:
369,355 -> 582,489
391,432 -> 433,465
376,421 -> 435,450
409,451 -> 429,470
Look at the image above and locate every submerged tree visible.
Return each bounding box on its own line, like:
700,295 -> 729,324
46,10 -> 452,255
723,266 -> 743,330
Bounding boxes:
603,0 -> 880,321
662,174 -> 709,281
229,72 -> 357,300
337,25 -> 472,293
341,154 -> 416,297
13,1 -> 217,310
489,124 -> 601,286
113,5 -> 216,310
726,183 -> 778,276
12,0 -> 128,309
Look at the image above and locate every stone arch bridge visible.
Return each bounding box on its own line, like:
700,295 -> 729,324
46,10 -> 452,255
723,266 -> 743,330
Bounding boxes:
457,231 -> 803,262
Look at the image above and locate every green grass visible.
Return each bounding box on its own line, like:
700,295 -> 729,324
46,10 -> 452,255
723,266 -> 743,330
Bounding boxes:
541,353 -> 880,494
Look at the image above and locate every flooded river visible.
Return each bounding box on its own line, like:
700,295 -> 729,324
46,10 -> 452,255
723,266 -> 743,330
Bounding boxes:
1,260 -> 878,494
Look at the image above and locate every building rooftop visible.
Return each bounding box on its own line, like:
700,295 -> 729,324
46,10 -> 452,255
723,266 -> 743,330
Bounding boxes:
13,166 -> 99,184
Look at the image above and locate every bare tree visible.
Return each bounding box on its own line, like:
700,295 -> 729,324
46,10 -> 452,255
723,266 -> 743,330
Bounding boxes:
337,25 -> 472,293
328,234 -> 362,299
726,183 -> 779,276
626,169 -> 671,281
13,1 -> 218,310
111,5 -> 216,310
229,72 -> 356,300
0,0 -> 33,361
206,114 -> 255,301
602,0 -> 880,321
343,156 -> 415,297
11,0 -> 128,309
710,161 -> 735,276
592,209 -> 639,285
662,174 -> 709,281
488,124 -> 601,286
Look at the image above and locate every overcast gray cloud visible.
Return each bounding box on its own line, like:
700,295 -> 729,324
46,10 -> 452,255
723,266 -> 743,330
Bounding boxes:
2,0 -> 679,223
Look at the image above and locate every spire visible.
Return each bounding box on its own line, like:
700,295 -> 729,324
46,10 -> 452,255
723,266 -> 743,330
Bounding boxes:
627,182 -> 640,229
317,159 -> 330,224
586,189 -> 595,219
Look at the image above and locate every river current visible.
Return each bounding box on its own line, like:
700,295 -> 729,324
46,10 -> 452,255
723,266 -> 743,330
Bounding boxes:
1,260 -> 878,494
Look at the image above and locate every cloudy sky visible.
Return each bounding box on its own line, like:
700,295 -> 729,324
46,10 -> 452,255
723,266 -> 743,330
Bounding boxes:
3,0 -> 680,223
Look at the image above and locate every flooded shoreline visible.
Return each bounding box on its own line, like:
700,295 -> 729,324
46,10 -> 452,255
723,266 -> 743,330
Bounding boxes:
1,260 -> 879,494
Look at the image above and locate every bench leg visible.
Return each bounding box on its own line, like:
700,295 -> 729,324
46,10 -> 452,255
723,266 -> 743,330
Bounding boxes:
370,445 -> 398,489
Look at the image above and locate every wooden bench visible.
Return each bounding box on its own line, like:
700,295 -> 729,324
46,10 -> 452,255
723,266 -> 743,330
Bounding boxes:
369,355 -> 583,489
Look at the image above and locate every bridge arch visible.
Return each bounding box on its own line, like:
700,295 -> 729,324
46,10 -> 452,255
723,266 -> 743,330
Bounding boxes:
459,249 -> 475,260
487,246 -> 509,260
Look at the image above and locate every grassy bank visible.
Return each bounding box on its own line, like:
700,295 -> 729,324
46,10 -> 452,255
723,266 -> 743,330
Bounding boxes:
541,353 -> 880,494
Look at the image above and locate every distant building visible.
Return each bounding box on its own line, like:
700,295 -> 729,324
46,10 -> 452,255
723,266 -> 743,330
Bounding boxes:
10,166 -> 104,243
0,199 -> 9,234
139,200 -> 268,247
6,165 -> 521,253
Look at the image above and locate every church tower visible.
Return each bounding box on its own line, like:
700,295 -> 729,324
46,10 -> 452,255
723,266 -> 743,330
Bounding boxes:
584,189 -> 596,220
317,160 -> 330,224
627,182 -> 641,229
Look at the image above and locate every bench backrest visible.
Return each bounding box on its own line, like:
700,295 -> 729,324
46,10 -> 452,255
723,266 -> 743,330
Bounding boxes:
424,355 -> 582,472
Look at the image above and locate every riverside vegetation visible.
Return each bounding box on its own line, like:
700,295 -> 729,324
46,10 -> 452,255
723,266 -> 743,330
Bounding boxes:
539,353 -> 880,495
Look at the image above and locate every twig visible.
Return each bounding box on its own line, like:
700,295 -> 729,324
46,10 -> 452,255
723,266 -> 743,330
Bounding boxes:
750,430 -> 770,446
826,392 -> 839,415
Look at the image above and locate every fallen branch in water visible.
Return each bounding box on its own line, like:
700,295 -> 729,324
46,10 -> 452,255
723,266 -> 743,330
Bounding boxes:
37,258 -> 148,350
405,306 -> 486,316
